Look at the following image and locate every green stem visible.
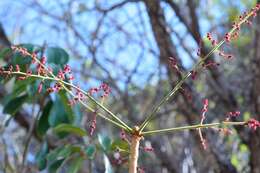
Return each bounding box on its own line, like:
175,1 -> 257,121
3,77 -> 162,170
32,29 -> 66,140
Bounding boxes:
2,71 -> 132,132
141,121 -> 246,135
139,10 -> 255,132
33,55 -> 132,131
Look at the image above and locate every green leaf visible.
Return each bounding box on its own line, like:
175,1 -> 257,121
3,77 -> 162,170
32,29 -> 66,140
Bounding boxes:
98,134 -> 112,151
53,124 -> 87,137
0,47 -> 12,59
48,159 -> 64,173
37,100 -> 53,137
3,94 -> 28,115
85,145 -> 96,159
47,145 -> 72,163
36,142 -> 48,171
58,91 -> 74,123
73,104 -> 83,125
111,139 -> 129,151
103,154 -> 114,173
46,47 -> 69,66
48,95 -> 70,127
67,156 -> 84,173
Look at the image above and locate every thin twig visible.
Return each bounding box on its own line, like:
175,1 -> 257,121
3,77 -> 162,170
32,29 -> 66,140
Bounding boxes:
139,9 -> 256,132
141,121 -> 246,135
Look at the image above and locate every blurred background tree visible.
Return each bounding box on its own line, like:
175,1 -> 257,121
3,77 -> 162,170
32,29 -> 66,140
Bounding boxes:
0,0 -> 260,173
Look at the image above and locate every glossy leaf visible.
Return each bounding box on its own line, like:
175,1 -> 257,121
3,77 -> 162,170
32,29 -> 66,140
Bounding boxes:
37,100 -> 53,137
111,139 -> 129,151
48,95 -> 70,128
46,47 -> 69,66
53,124 -> 87,137
36,142 -> 48,170
98,134 -> 112,151
0,47 -> 12,59
48,159 -> 64,173
67,156 -> 84,173
3,94 -> 28,115
58,91 -> 74,123
47,145 -> 73,163
85,145 -> 96,159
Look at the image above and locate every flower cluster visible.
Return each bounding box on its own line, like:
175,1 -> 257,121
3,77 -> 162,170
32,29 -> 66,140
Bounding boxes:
201,99 -> 209,121
190,70 -> 197,80
111,151 -> 128,166
247,119 -> 260,131
89,111 -> 97,136
228,4 -> 260,42
206,32 -> 218,46
226,111 -> 240,121
7,46 -> 76,95
88,82 -> 111,98
168,57 -> 182,75
198,99 -> 209,150
120,129 -> 128,141
143,146 -> 154,152
0,46 -> 113,132
202,60 -> 220,69
190,4 -> 260,84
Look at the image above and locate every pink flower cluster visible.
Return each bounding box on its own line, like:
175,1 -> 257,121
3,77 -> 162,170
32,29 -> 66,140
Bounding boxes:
201,99 -> 209,120
207,32 -> 218,46
226,111 -> 240,121
89,111 -> 97,136
226,4 -> 260,42
247,119 -> 260,131
168,57 -> 181,75
143,147 -> 154,152
88,82 -> 111,98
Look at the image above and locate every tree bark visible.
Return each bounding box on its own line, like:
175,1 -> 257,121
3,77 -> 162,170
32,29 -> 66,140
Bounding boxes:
249,2 -> 260,172
128,127 -> 142,173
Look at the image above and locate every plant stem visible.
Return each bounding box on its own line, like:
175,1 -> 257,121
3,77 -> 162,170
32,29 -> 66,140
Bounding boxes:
141,121 -> 246,135
139,10 -> 255,132
2,70 -> 131,131
129,134 -> 142,173
7,48 -> 131,131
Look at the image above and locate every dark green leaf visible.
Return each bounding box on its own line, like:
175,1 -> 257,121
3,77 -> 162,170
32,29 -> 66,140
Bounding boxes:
46,47 -> 69,66
85,145 -> 96,159
58,91 -> 74,123
37,100 -> 53,137
36,142 -> 48,171
53,124 -> 87,137
48,159 -> 64,173
48,95 -> 70,128
3,94 -> 28,115
47,145 -> 72,163
0,47 -> 12,59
